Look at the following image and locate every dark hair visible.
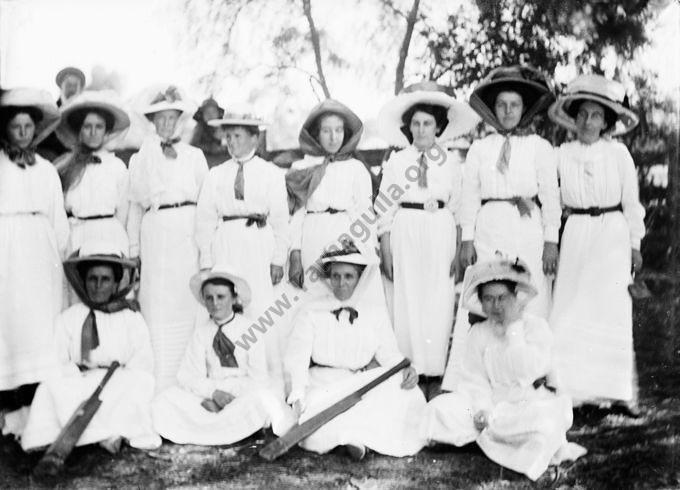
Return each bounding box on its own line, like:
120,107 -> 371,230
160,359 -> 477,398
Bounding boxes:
309,111 -> 351,148
477,280 -> 518,302
400,103 -> 449,144
67,107 -> 115,133
566,99 -> 618,132
201,278 -> 244,313
77,261 -> 124,283
0,106 -> 43,141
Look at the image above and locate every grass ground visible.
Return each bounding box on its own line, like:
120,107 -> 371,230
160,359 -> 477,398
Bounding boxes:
1,286 -> 678,489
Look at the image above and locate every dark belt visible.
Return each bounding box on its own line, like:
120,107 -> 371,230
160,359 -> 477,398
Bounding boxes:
481,195 -> 542,207
67,212 -> 115,221
309,360 -> 373,373
566,204 -> 623,217
222,213 -> 267,228
307,208 -> 344,214
400,200 -> 446,211
156,201 -> 196,211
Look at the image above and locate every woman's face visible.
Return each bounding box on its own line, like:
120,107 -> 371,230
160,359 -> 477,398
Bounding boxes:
224,126 -> 258,159
329,263 -> 361,301
79,112 -> 108,150
494,91 -> 524,130
317,114 -> 345,154
575,101 -> 608,144
85,265 -> 118,305
152,109 -> 181,140
409,110 -> 438,151
202,106 -> 220,124
6,113 -> 36,149
202,283 -> 236,322
479,282 -> 520,325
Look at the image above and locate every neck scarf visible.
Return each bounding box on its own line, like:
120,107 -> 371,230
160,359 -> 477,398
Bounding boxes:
233,151 -> 256,201
160,137 -> 181,159
57,144 -> 103,193
494,126 -> 534,175
1,140 -> 36,168
417,152 -> 428,188
212,314 -> 239,367
331,306 -> 359,324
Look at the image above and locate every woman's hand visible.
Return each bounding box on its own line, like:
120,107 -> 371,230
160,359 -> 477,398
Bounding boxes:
379,233 -> 394,281
473,410 -> 489,431
542,242 -> 559,276
459,240 -> 477,270
270,264 -> 284,285
212,389 -> 235,409
400,366 -> 418,390
288,250 -> 304,288
631,248 -> 643,274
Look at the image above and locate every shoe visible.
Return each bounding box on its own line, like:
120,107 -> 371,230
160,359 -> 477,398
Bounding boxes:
344,444 -> 366,461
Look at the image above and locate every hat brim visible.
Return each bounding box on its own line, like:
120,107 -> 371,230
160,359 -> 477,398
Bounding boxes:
207,118 -> 267,129
143,101 -> 192,116
56,98 -> 131,149
189,270 -> 252,308
1,88 -> 61,146
461,265 -> 538,315
63,253 -> 137,270
55,67 -> 86,88
378,91 -> 480,147
548,94 -> 639,137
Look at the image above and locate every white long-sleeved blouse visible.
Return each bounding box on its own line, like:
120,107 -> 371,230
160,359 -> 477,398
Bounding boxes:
459,134 -> 561,242
376,145 -> 462,236
556,139 -> 645,249
195,156 -> 290,268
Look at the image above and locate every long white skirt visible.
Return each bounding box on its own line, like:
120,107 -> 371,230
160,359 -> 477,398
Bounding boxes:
139,207 -> 200,392
290,366 -> 427,456
550,213 -> 634,403
390,208 -> 456,376
152,384 -> 294,445
443,202 -> 549,390
0,214 -> 62,390
21,368 -> 160,451
424,389 -> 585,481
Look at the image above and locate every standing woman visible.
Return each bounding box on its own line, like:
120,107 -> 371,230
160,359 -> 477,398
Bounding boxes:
376,82 -> 479,396
54,90 -> 131,257
548,74 -> 644,414
445,66 -> 561,391
127,85 -> 208,392
0,88 -> 68,414
286,99 -> 375,295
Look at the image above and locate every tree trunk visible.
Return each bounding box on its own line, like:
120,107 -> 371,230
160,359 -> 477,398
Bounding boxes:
302,0 -> 331,99
394,0 -> 420,95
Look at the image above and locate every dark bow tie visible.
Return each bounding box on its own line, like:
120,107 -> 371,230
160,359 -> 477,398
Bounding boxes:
331,306 -> 359,325
4,145 -> 36,168
160,138 -> 181,159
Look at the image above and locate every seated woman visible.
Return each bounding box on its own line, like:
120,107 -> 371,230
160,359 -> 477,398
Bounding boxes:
152,265 -> 293,445
422,256 -> 586,481
17,242 -> 160,453
284,239 -> 426,460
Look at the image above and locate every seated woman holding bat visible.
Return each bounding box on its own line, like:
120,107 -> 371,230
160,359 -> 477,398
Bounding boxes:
16,241 -> 161,455
151,264 -> 294,445
283,239 -> 427,460
423,255 -> 586,481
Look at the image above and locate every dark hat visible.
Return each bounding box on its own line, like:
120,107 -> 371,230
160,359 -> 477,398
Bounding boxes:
55,67 -> 86,88
193,97 -> 225,122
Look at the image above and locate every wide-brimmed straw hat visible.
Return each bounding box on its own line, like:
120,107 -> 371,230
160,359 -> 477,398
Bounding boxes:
469,65 -> 555,131
378,81 -> 480,147
63,241 -> 137,270
56,90 -> 131,148
190,264 -> 252,308
140,84 -> 195,116
207,112 -> 267,129
299,98 -> 363,156
462,255 -> 537,314
548,74 -> 639,136
55,66 -> 86,88
0,87 -> 61,145
317,238 -> 373,278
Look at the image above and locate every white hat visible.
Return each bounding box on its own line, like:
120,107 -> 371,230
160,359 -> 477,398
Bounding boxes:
377,81 -> 480,147
548,74 -> 639,136
190,264 -> 252,308
140,84 -> 195,116
0,87 -> 61,145
56,90 -> 130,149
207,112 -> 267,129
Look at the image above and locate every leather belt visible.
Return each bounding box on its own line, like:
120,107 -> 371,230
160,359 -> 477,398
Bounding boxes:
222,213 -> 267,228
67,212 -> 115,221
400,200 -> 446,212
307,208 -> 344,214
156,201 -> 196,211
566,204 -> 623,217
481,195 -> 541,207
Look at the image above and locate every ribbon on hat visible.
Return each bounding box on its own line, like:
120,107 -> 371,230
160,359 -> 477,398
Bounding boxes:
151,86 -> 182,105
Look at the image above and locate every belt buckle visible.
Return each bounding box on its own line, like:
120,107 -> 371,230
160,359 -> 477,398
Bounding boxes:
423,199 -> 438,212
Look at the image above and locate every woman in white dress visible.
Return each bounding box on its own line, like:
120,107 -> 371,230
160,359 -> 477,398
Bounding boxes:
127,85 -> 208,392
446,66 -> 561,392
54,90 -> 131,257
18,242 -> 160,453
548,74 -> 645,415
0,88 -> 67,419
286,99 -> 376,294
152,264 -> 294,445
195,112 -> 289,379
375,82 -> 479,397
423,256 -> 586,481
284,239 -> 426,459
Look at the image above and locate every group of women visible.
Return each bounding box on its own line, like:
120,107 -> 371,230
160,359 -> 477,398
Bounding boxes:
0,63 -> 645,481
